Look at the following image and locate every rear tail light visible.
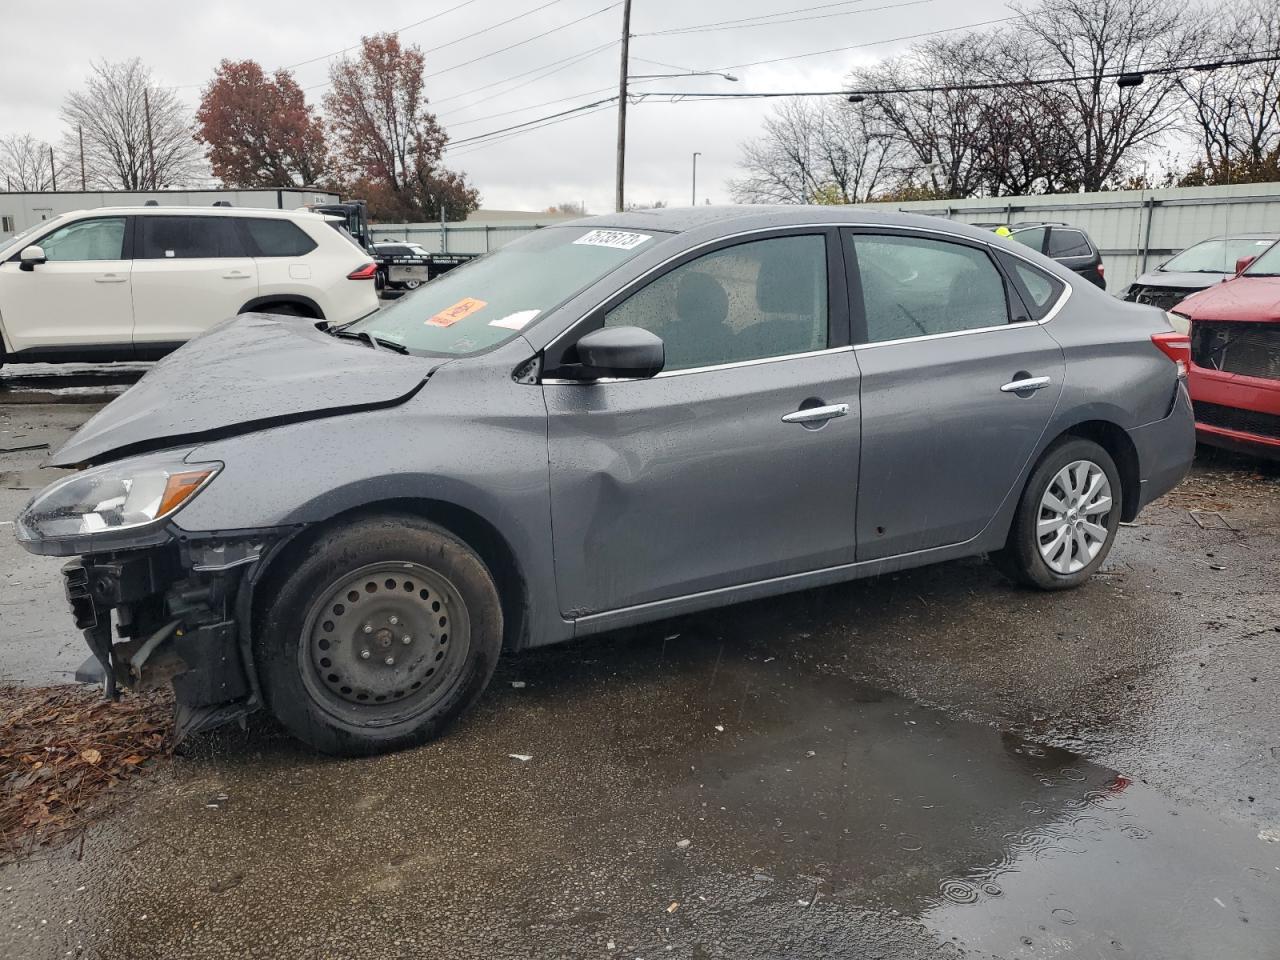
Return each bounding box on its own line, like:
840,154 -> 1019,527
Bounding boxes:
347,262 -> 378,280
1096,263 -> 1105,277
1151,331 -> 1190,378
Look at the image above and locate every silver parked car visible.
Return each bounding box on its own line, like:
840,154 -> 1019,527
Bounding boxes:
15,207 -> 1195,755
1122,233 -> 1280,311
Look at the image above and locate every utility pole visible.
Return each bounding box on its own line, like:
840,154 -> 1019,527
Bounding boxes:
691,152 -> 700,206
614,0 -> 632,213
78,124 -> 86,189
48,146 -> 57,191
143,87 -> 157,190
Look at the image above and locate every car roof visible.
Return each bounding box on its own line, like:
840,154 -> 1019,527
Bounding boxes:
557,204 -> 1002,244
64,205 -> 325,221
1187,233 -> 1280,241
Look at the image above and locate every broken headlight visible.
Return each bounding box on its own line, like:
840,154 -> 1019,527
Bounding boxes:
16,452 -> 221,543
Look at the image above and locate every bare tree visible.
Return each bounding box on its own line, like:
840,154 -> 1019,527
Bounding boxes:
851,32 -> 998,199
59,58 -> 202,190
0,134 -> 56,191
1012,0 -> 1189,191
730,98 -> 896,204
1175,0 -> 1280,183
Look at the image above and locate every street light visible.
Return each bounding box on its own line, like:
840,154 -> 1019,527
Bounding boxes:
692,152 -> 701,206
629,71 -> 740,82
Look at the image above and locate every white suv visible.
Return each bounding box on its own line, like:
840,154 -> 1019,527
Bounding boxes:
0,206 -> 379,369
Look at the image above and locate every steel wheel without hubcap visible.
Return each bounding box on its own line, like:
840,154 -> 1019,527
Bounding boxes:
299,561 -> 470,725
1036,459 -> 1113,575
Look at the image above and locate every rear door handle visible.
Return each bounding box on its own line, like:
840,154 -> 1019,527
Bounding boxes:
782,403 -> 849,424
1000,376 -> 1051,393
222,271 -> 251,279
94,274 -> 127,283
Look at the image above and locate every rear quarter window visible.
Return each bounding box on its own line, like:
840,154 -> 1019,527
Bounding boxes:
996,250 -> 1066,320
243,218 -> 318,257
1048,229 -> 1093,259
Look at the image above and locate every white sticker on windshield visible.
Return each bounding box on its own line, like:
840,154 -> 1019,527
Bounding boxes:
573,229 -> 651,251
489,309 -> 540,331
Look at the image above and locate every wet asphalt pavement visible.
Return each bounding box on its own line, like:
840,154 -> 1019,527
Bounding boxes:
2,365 -> 1279,959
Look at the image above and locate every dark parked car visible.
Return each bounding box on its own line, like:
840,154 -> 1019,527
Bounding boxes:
14,207 -> 1194,755
1004,222 -> 1107,290
1123,234 -> 1279,312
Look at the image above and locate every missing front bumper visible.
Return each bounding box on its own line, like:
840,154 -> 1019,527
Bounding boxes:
63,546 -> 256,739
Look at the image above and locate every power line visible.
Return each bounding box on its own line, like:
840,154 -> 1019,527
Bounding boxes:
638,50 -> 1280,102
173,0 -> 481,88
447,85 -> 618,127
419,0 -> 571,57
433,41 -> 618,110
448,96 -> 619,148
640,0 -> 936,37
424,2 -> 622,80
713,16 -> 1020,72
284,0 -> 481,69
302,0 -> 610,92
446,103 -> 617,160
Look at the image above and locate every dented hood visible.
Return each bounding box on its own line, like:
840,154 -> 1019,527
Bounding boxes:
49,313 -> 436,467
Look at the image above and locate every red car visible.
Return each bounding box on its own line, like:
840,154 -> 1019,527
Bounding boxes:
1172,243 -> 1280,458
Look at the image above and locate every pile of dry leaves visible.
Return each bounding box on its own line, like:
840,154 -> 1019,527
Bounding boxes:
1,684 -> 173,862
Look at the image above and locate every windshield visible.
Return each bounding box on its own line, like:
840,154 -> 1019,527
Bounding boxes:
1243,239 -> 1280,276
346,226 -> 657,355
1163,237 -> 1277,273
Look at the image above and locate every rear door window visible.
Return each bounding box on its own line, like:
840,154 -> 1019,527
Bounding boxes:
1047,228 -> 1092,259
244,218 -> 318,257
848,233 -> 1010,343
995,250 -> 1066,321
137,216 -> 245,259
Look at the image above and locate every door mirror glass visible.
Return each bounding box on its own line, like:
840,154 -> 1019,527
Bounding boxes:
1235,254 -> 1256,276
18,245 -> 46,271
573,326 -> 665,379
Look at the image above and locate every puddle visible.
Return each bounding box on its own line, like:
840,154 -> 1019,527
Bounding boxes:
2,633 -> 1277,958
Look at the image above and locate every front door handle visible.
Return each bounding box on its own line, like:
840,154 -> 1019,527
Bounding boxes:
1000,375 -> 1051,393
94,273 -> 127,283
782,403 -> 849,424
222,271 -> 251,280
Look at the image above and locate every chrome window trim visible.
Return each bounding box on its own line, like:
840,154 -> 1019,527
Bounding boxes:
539,220 -> 1073,379
542,345 -> 854,385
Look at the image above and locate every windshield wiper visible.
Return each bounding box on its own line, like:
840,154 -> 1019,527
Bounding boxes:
328,329 -> 409,354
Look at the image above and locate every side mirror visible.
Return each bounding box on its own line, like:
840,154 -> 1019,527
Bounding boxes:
18,245 -> 46,272
1234,254 -> 1255,276
573,326 -> 664,380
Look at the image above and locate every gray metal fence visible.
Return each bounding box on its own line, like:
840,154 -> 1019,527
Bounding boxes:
875,182 -> 1280,292
369,221 -> 557,255
370,183 -> 1280,292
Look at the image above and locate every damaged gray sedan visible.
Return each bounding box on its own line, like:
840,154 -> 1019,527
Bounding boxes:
15,207 -> 1195,755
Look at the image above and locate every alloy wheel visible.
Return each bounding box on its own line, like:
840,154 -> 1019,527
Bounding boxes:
1036,459 -> 1113,575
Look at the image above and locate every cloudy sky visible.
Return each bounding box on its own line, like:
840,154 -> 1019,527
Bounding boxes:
1,0 -> 1016,213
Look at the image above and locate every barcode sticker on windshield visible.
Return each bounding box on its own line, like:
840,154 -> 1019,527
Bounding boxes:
573,229 -> 651,251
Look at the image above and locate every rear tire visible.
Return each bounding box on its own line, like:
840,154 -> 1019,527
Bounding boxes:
256,515 -> 502,756
991,438 -> 1123,590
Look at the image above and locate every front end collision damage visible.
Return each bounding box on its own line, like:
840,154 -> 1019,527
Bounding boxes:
64,529 -> 299,740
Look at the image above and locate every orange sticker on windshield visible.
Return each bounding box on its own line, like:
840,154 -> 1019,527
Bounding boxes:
427,297 -> 488,327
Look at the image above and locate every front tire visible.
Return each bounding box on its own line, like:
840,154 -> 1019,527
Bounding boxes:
256,515 -> 502,755
991,438 -> 1123,590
